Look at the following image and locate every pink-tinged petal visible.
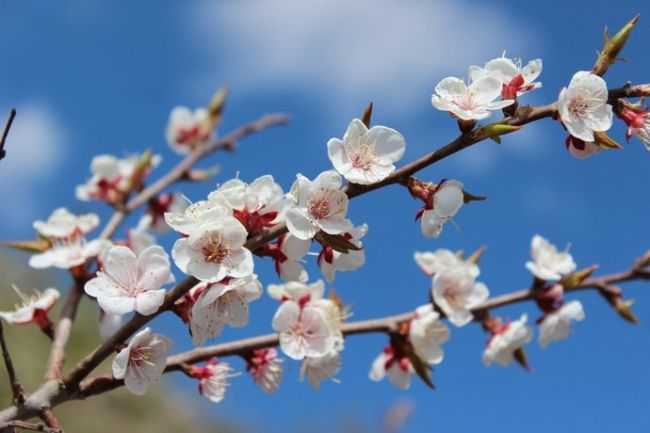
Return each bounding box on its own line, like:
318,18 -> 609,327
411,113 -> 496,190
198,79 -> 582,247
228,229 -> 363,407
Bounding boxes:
319,260 -> 336,283
219,291 -> 249,328
327,138 -> 352,174
97,294 -> 136,316
367,125 -> 406,164
342,118 -> 368,147
102,246 -> 138,288
469,75 -> 502,104
280,261 -> 309,282
386,365 -> 412,390
317,215 -> 353,235
282,234 -> 311,260
521,59 -> 543,83
228,248 -> 254,278
31,288 -> 60,310
134,289 -> 166,316
484,57 -> 518,81
369,353 -> 387,382
112,347 -> 130,379
272,301 -> 300,333
434,76 -> 467,100
421,211 -> 443,238
136,245 -> 174,290
583,104 -> 613,132
312,170 -> 343,191
446,308 -> 473,327
285,208 -> 317,240
84,273 -> 121,298
29,250 -> 58,269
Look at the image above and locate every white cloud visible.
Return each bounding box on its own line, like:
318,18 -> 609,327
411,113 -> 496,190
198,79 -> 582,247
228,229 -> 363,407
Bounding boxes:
188,0 -> 543,114
0,102 -> 68,227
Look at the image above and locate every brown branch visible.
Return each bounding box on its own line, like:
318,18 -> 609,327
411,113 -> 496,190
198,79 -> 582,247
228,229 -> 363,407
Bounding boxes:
43,281 -> 85,381
37,410 -> 61,432
0,109 -> 16,162
60,257 -> 648,403
0,321 -> 26,405
58,82 -> 648,393
5,420 -> 62,433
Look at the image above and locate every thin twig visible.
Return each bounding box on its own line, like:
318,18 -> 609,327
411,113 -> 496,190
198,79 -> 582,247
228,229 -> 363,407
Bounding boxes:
0,321 -> 26,404
0,109 -> 16,161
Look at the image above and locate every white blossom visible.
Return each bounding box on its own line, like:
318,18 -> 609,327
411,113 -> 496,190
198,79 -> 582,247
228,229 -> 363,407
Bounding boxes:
274,233 -> 311,282
268,280 -> 325,302
272,298 -> 336,360
482,314 -> 533,367
247,348 -> 284,394
539,300 -> 585,348
0,287 -> 59,325
431,75 -> 514,121
171,217 -> 254,283
165,106 -> 212,154
418,180 -> 464,238
30,208 -> 109,270
414,249 -> 479,279
432,267 -> 489,327
76,154 -> 160,202
558,71 -> 613,142
164,198 -> 230,236
469,56 -> 542,99
409,304 -> 450,364
33,207 -> 99,238
285,170 -> 353,240
300,351 -> 341,390
525,235 -> 576,281
85,245 -> 174,316
208,175 -> 286,234
318,224 -> 367,283
189,275 -> 263,345
369,348 -> 413,390
112,327 -> 171,396
196,360 -> 239,403
327,118 -> 406,185
565,136 -> 601,159
140,193 -> 189,234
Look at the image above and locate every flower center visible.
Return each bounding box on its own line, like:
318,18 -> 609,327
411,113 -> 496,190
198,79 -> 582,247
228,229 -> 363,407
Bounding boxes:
308,197 -> 332,220
201,236 -> 231,264
349,142 -> 376,170
568,94 -> 598,118
129,346 -> 155,367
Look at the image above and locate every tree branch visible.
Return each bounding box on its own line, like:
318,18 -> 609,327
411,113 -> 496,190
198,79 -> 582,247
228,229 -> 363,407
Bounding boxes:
0,109 -> 16,162
58,82 -> 648,393
0,321 -> 26,405
60,254 -> 648,403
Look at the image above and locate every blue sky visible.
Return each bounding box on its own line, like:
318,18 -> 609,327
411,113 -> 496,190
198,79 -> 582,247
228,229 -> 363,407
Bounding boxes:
1,1 -> 650,432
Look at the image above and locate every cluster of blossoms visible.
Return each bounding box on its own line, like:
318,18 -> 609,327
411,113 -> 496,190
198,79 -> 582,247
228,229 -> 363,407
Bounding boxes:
76,153 -> 161,204
371,233 -> 588,389
432,55 -> 542,122
29,208 -> 110,271
269,280 -> 345,389
8,44 -> 646,405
